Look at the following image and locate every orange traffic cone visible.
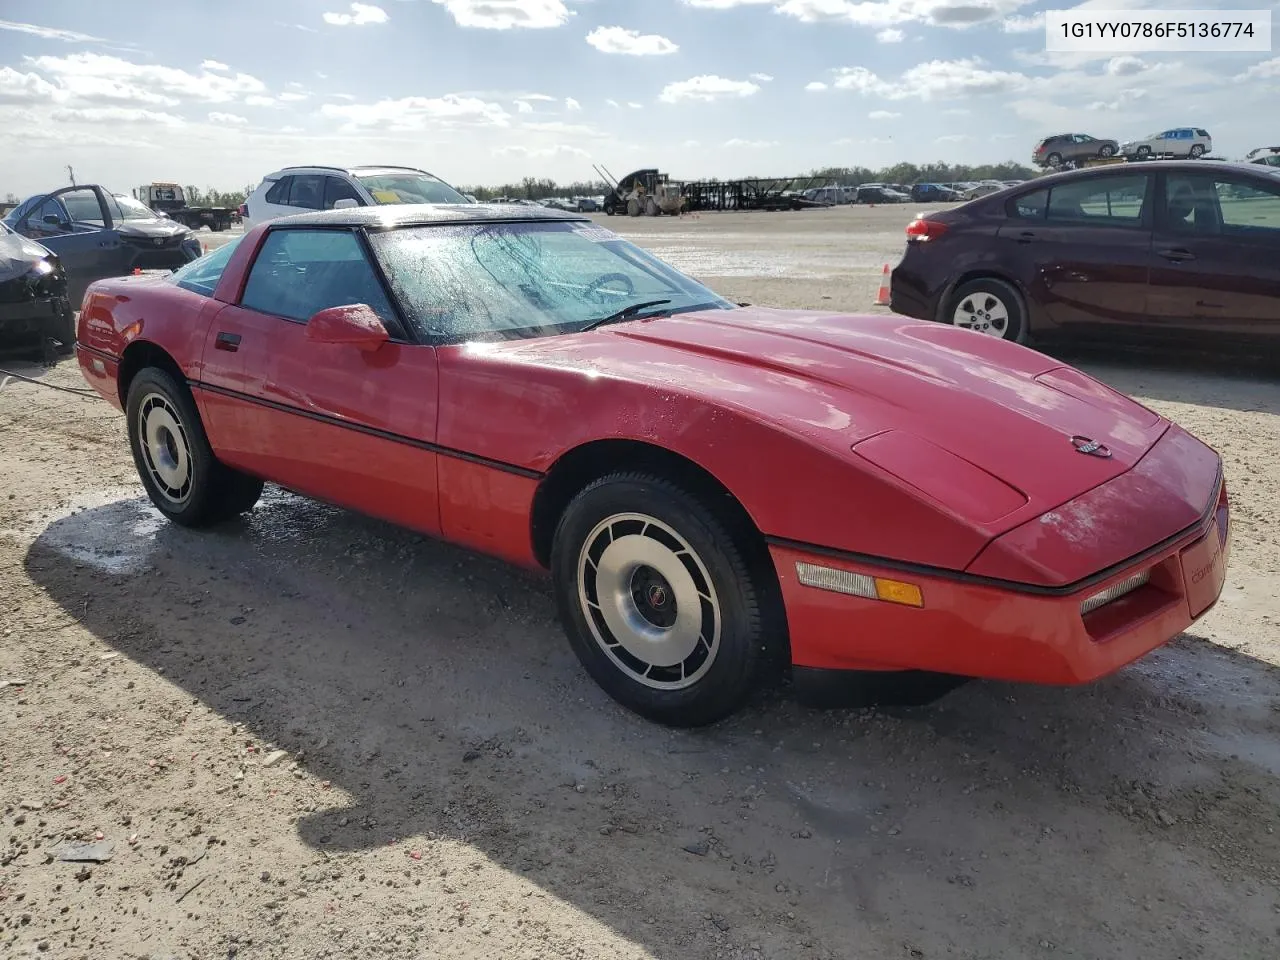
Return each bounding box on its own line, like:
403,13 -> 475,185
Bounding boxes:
132,266 -> 142,275
874,264 -> 891,306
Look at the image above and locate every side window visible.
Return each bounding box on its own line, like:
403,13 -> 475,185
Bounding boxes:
264,177 -> 292,205
1046,175 -> 1148,225
1215,178 -> 1280,236
287,175 -> 325,210
240,229 -> 396,325
323,176 -> 362,209
1163,174 -> 1220,234
170,236 -> 243,297
1009,188 -> 1048,219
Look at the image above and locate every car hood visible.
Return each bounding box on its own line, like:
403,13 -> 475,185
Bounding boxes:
0,232 -> 52,282
508,306 -> 1169,525
116,218 -> 190,239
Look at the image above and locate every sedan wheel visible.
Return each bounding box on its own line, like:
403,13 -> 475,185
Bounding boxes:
1099,144 -> 1115,158
125,366 -> 264,527
551,473 -> 776,727
946,278 -> 1026,343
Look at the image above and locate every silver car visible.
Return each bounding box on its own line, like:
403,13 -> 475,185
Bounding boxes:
1121,127 -> 1212,160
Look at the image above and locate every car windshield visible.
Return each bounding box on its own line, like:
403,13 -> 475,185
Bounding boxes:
106,194 -> 159,221
368,219 -> 733,342
167,235 -> 243,297
354,172 -> 467,205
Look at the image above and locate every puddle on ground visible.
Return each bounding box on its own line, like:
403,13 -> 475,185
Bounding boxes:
1,487 -> 165,574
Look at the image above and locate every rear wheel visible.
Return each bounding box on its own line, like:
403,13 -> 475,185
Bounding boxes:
550,473 -> 775,727
946,277 -> 1026,343
1189,144 -> 1205,159
125,366 -> 263,527
1046,152 -> 1062,166
1099,144 -> 1115,158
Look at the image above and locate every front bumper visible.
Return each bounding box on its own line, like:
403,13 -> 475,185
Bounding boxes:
0,295 -> 68,347
122,236 -> 202,271
771,480 -> 1229,686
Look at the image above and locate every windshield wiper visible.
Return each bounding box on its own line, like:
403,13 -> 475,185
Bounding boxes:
580,299 -> 673,331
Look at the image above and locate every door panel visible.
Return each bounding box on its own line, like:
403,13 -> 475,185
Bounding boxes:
212,227 -> 442,535
1147,171 -> 1280,344
17,187 -> 118,306
995,172 -> 1153,334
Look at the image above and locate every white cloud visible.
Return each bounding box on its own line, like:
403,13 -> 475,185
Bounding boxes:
680,0 -> 1031,28
750,72 -> 774,82
278,91 -> 309,102
724,138 -> 778,147
1106,56 -> 1146,76
683,139 -> 700,147
829,58 -> 1026,99
627,101 -> 643,108
281,125 -> 304,133
565,97 -> 581,110
935,134 -> 970,142
606,98 -> 619,107
0,19 -> 108,43
27,53 -> 268,106
876,28 -> 904,42
659,74 -> 761,103
1237,57 -> 1280,81
869,109 -> 900,119
0,66 -> 61,103
319,94 -> 511,130
516,99 -> 534,113
208,111 -> 249,124
244,95 -> 279,107
586,26 -> 678,55
496,143 -> 591,158
805,80 -> 828,91
322,3 -> 389,26
1001,12 -> 1043,32
432,0 -> 570,29
52,106 -> 184,126
202,60 -> 230,71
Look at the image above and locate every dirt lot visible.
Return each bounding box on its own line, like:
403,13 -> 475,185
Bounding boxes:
2,206 -> 1279,959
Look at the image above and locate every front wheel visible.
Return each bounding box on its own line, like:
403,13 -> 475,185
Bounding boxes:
125,367 -> 264,527
946,277 -> 1026,343
550,473 -> 775,727
1136,146 -> 1152,159
1099,144 -> 1115,158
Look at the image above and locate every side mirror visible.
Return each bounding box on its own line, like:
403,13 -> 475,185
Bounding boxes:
332,198 -> 359,210
43,214 -> 65,226
306,304 -> 389,352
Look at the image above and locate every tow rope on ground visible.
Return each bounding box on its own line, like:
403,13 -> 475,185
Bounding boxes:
0,366 -> 101,399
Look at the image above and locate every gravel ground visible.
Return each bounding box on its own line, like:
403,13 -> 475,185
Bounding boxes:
1,206 -> 1278,960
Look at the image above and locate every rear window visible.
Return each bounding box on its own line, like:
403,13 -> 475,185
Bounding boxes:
1046,174 -> 1148,225
264,177 -> 291,205
1195,129 -> 1209,137
354,172 -> 467,205
1008,189 -> 1048,219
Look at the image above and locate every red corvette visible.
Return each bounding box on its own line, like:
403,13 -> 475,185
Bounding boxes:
75,205 -> 1231,726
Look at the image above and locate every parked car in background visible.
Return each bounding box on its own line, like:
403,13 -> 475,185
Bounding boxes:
1121,128 -> 1212,160
0,220 -> 74,356
911,183 -> 962,202
889,160 -> 1280,353
243,165 -> 469,229
961,181 -> 1009,201
74,203 -> 1229,726
1246,146 -> 1280,168
2,184 -> 201,307
575,195 -> 600,212
1033,133 -> 1119,168
856,185 -> 910,204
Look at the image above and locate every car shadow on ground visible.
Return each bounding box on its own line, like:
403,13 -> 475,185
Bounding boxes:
21,489 -> 1280,958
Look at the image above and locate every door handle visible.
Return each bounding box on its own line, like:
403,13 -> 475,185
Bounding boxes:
215,331 -> 241,352
1158,248 -> 1195,262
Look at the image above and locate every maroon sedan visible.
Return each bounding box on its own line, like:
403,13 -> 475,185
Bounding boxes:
889,161 -> 1280,351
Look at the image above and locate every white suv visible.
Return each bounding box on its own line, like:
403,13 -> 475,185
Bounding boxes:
242,165 -> 471,229
1120,127 -> 1212,160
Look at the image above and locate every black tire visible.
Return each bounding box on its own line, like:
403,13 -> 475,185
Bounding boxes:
1099,144 -> 1115,158
1136,146 -> 1151,159
1189,144 -> 1204,159
125,366 -> 263,527
945,277 -> 1027,343
1046,152 -> 1062,166
550,473 -> 776,727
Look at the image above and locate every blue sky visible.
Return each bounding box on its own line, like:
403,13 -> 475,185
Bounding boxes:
1,0 -> 1277,196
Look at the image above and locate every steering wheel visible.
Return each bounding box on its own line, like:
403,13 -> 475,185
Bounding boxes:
582,272 -> 635,304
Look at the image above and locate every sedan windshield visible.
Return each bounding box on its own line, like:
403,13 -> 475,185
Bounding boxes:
368,220 -> 732,342
354,172 -> 467,205
106,194 -> 161,221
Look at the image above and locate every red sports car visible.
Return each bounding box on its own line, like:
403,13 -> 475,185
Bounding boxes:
75,204 -> 1231,726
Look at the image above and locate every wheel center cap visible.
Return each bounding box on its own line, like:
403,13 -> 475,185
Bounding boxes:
647,584 -> 668,608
